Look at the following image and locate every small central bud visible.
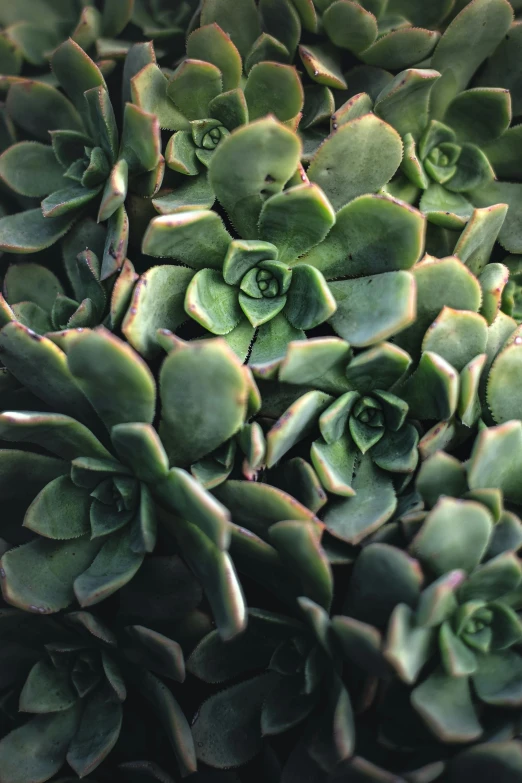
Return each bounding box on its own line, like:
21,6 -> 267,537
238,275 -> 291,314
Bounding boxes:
256,268 -> 279,298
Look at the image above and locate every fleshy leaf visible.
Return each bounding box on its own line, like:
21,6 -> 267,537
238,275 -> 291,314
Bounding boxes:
209,117 -> 301,238
142,210 -> 231,270
411,668 -> 482,742
308,115 -> 403,211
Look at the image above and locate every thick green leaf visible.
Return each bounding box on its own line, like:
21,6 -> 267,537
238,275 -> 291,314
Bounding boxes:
329,271 -> 416,347
209,117 -> 301,238
344,543 -> 423,628
136,671 -> 197,777
0,707 -> 81,783
131,64 -> 190,132
301,194 -> 425,279
122,266 -> 195,359
361,28 -> 439,70
214,480 -> 316,540
299,42 -> 347,90
142,210 -> 230,269
19,660 -> 77,714
487,344 -> 522,424
266,391 -> 333,466
74,526 -> 144,607
0,411 -> 110,461
0,322 -> 95,423
411,497 -> 493,576
186,268 -> 242,333
431,0 -> 514,112
67,329 -> 156,430
51,38 -> 105,120
245,62 -> 304,122
0,142 -> 64,198
322,455 -> 397,544
270,520 -> 333,610
201,0 -> 261,59
111,423 -> 169,483
323,1 -> 377,52
192,675 -> 272,767
411,668 -> 482,742
6,80 -> 83,141
0,209 -> 75,254
1,536 -> 100,613
159,338 -> 248,467
127,625 -> 185,682
308,115 -> 403,211
24,476 -> 91,540
454,204 -> 508,276
444,88 -> 511,146
167,59 -> 222,121
468,421 -> 522,505
384,604 -> 435,684
187,23 -> 242,92
422,307 -> 488,372
375,68 -> 441,141
0,450 -> 67,501
66,689 -> 122,777
259,184 -> 335,265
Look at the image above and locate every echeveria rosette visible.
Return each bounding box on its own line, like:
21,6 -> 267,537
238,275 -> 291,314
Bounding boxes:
0,0 -> 133,78
0,38 -> 163,278
0,562 -> 202,783
0,220 -> 138,336
303,0 -> 443,92
0,326 -> 248,641
188,520 -> 357,775
346,497 -> 522,743
369,0 -> 522,252
132,21 -> 305,214
132,0 -> 200,42
135,116 -> 423,367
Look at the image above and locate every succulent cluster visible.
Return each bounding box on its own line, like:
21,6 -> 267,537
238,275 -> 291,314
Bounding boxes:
1,0 -> 522,781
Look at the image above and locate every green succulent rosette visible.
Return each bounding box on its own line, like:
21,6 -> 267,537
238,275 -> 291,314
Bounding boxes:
0,219 -> 137,336
0,555 -> 204,782
0,326 -> 252,641
0,0 -> 133,79
129,115 -> 423,368
0,38 -> 163,277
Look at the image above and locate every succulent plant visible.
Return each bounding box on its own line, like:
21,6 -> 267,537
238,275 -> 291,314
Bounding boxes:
0,554 -> 204,782
0,38 -> 162,276
0,219 -> 137,335
0,326 -> 249,640
0,1 -> 133,78
1,2 -> 522,782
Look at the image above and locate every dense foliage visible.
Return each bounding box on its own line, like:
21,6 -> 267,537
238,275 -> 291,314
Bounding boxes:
2,0 -> 522,781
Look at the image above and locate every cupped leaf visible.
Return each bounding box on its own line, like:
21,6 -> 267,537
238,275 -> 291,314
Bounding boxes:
375,68 -> 441,141
0,142 -> 65,198
0,536 -> 100,614
66,689 -> 122,777
323,1 -> 377,52
142,210 -> 231,270
67,328 -> 156,429
266,391 -> 334,467
24,476 -> 91,540
122,266 -> 195,359
259,183 -> 335,265
200,0 -> 261,59
186,268 -> 242,334
384,604 -> 435,684
6,80 -> 83,141
167,59 -> 222,121
301,194 -> 425,279
131,64 -> 190,132
487,344 -> 522,424
19,659 -> 77,714
308,115 -> 403,211
51,38 -> 106,120
74,526 -> 144,607
422,307 -> 488,372
0,707 -> 81,783
244,62 -> 304,122
411,668 -> 482,742
299,42 -> 347,90
329,271 -> 416,347
0,209 -> 76,254
0,411 -> 110,461
411,497 -> 493,576
192,675 -> 272,767
159,338 -> 248,467
270,521 -> 333,610
209,117 -> 301,238
187,23 -> 242,92
468,422 -> 522,505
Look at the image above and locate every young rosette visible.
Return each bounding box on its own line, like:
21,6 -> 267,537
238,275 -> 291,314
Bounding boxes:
0,38 -> 162,277
0,0 -> 133,77
0,559 -> 202,783
0,219 -> 137,336
0,326 -> 248,641
338,427 -> 522,747
366,0 -> 522,251
188,519 -> 357,774
132,117 -> 423,366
